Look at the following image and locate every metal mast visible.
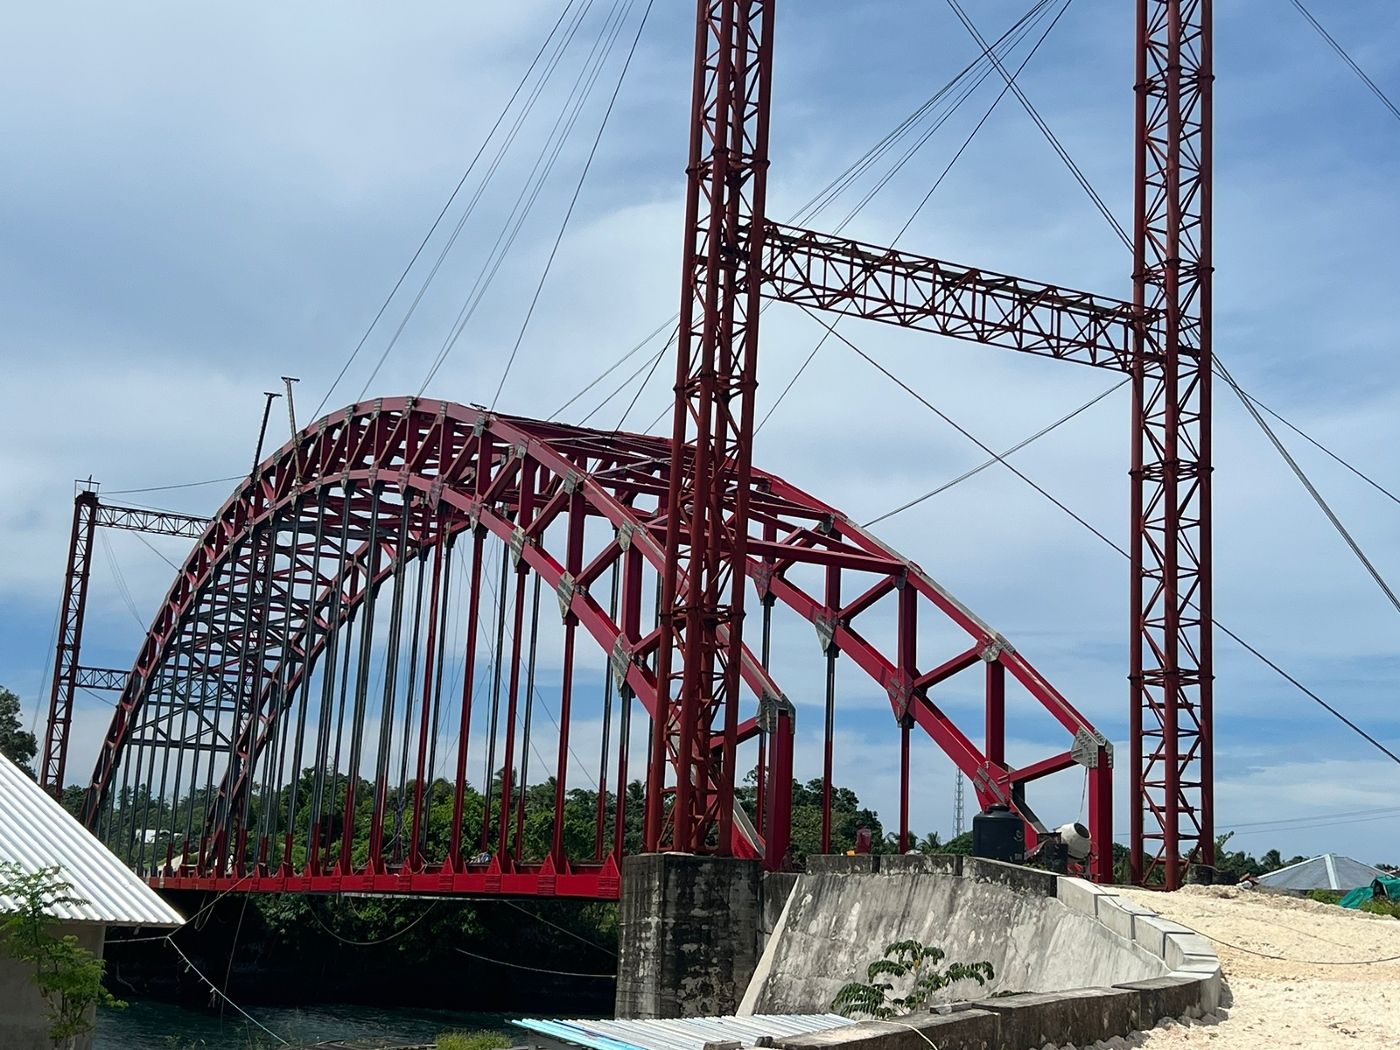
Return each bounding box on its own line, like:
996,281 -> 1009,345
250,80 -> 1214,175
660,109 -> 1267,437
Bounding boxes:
1130,0 -> 1214,888
41,487 -> 210,796
648,0 -> 776,853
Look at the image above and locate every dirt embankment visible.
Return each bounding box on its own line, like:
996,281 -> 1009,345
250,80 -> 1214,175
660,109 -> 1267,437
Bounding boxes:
1053,884 -> 1400,1049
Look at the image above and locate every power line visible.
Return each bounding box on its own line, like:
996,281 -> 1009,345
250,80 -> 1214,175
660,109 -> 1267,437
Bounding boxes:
1287,0 -> 1400,125
822,313 -> 1400,769
312,0 -> 582,419
946,0 -> 1131,250
487,0 -> 657,410
863,377 -> 1130,527
1215,354 -> 1400,616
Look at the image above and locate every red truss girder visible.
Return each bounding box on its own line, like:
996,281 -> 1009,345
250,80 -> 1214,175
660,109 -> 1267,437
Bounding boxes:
760,222 -> 1148,371
84,398 -> 1113,897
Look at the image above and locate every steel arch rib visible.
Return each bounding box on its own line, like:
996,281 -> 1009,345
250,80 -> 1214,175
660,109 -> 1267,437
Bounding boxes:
87,398 -> 1114,894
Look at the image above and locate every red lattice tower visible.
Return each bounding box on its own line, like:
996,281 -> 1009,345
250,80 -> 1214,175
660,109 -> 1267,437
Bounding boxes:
1130,0 -> 1215,887
655,0 -> 1212,887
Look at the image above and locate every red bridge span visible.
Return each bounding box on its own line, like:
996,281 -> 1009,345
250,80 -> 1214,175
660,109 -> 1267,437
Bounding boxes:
72,399 -> 1112,899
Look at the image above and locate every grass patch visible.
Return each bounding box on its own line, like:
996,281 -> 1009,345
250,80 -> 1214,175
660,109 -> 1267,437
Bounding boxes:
1306,889 -> 1344,905
436,1031 -> 512,1050
1360,898 -> 1400,919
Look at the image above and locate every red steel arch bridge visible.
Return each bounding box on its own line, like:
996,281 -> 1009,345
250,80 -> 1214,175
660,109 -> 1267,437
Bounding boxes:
43,0 -> 1213,893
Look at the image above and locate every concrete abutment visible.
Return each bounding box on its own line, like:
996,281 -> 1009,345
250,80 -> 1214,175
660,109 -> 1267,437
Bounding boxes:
615,854 -> 763,1019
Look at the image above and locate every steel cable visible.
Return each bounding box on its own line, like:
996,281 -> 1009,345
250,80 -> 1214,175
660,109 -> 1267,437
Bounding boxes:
946,0 -> 1131,250
486,0 -> 658,410
1214,355 -> 1400,616
312,0 -> 583,418
819,310 -> 1400,769
1287,0 -> 1400,125
416,0 -> 636,396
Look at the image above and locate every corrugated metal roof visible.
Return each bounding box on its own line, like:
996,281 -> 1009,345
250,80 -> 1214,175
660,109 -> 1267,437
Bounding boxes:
1256,853 -> 1384,892
0,754 -> 184,927
513,1015 -> 854,1050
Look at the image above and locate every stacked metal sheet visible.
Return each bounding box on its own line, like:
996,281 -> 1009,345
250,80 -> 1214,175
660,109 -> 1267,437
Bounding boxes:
514,1014 -> 854,1050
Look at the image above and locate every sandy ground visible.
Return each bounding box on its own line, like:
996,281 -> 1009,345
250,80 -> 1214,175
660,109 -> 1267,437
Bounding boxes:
1049,885 -> 1400,1050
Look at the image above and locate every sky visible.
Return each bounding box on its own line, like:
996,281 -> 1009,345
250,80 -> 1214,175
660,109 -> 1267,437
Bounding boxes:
2,0 -> 1398,866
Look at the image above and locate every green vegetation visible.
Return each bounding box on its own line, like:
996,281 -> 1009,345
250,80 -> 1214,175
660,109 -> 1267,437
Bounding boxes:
1307,889 -> 1345,905
736,775 -> 953,860
436,1030 -> 512,1050
0,684 -> 38,774
831,939 -> 994,1019
0,862 -> 125,1048
1359,898 -> 1400,919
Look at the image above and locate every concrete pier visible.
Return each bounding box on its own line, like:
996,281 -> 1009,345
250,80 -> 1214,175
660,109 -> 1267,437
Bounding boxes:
614,854 -> 762,1019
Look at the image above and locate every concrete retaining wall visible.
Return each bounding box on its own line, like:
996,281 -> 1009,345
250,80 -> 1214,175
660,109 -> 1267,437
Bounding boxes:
741,855 -> 1222,1050
616,855 -> 762,1019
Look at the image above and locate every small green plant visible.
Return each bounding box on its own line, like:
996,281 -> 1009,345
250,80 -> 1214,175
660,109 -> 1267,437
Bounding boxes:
1360,898 -> 1400,919
831,939 -> 994,1019
1306,889 -> 1344,905
436,1031 -> 512,1050
0,862 -> 125,1048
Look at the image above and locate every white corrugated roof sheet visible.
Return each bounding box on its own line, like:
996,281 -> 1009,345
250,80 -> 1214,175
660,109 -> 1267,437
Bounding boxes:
514,1014 -> 855,1050
0,753 -> 184,927
1256,853 -> 1384,892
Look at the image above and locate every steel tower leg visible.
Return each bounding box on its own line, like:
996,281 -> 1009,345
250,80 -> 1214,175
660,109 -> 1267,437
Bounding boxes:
42,489 -> 100,796
1131,0 -> 1213,889
649,0 -> 776,853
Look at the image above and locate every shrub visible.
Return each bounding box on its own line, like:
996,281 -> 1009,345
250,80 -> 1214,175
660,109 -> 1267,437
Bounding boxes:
1306,889 -> 1344,905
0,862 -> 125,1048
831,939 -> 994,1019
1360,898 -> 1400,919
436,1030 -> 512,1050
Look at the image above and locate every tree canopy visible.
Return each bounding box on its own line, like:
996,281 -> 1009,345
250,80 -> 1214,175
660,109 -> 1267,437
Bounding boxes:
0,685 -> 38,775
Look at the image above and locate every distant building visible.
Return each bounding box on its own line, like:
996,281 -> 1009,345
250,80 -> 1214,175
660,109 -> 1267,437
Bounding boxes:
0,753 -> 183,1050
1255,852 -> 1385,892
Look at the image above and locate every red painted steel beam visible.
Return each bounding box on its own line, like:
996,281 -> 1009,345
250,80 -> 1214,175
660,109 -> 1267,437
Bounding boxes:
651,0 -> 776,855
760,222 -> 1149,371
1130,0 -> 1213,890
41,491 -> 99,795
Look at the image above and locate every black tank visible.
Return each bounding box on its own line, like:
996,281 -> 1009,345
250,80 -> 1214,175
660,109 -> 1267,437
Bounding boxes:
972,803 -> 1025,863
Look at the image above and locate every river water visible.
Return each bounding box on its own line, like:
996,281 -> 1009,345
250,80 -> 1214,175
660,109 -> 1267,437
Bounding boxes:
96,999 -> 536,1049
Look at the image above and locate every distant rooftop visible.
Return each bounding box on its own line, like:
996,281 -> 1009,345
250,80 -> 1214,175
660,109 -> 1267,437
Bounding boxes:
1256,852 -> 1384,892
0,754 -> 184,927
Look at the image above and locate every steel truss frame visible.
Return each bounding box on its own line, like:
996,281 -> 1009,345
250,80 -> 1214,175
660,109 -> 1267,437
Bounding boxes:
41,488 -> 210,795
83,399 -> 1112,897
664,0 -> 1210,887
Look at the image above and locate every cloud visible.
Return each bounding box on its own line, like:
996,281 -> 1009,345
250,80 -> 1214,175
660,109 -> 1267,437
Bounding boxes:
3,0 -> 1398,868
